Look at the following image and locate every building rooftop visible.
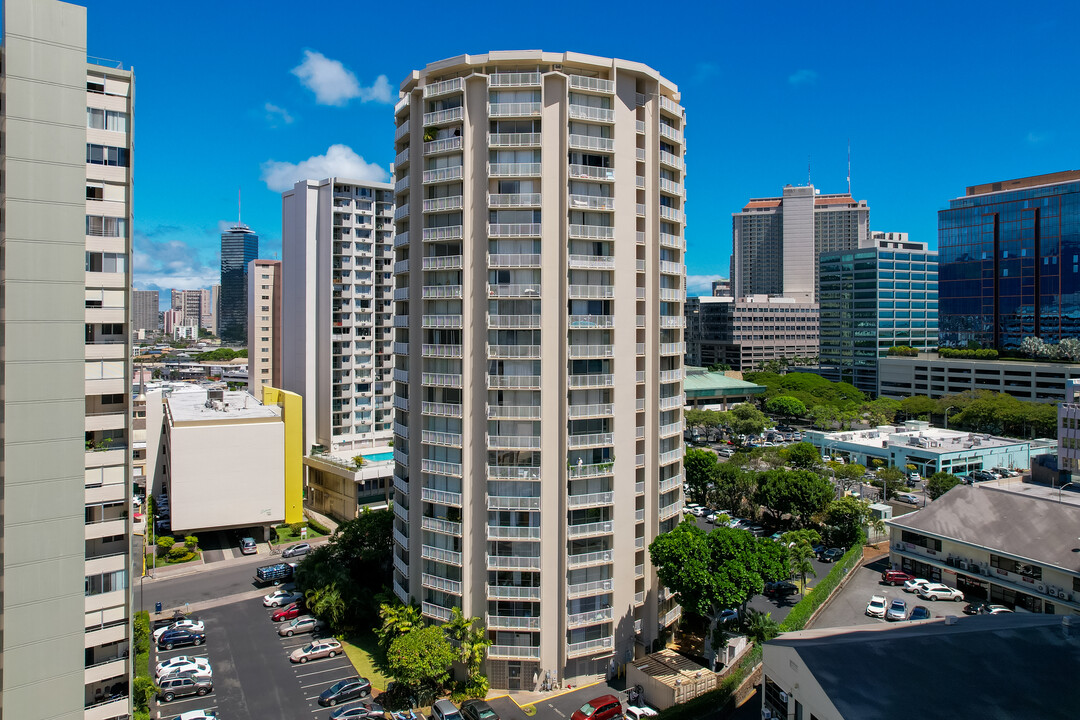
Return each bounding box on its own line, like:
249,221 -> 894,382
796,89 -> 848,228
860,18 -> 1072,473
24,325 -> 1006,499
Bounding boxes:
965,169 -> 1080,197
815,421 -> 1028,454
683,367 -> 766,396
167,388 -> 281,423
769,614 -> 1080,720
886,484 -> 1080,574
630,648 -> 713,689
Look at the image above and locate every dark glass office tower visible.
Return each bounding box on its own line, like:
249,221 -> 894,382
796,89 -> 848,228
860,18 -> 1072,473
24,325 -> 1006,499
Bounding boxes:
220,224 -> 259,343
938,171 -> 1080,351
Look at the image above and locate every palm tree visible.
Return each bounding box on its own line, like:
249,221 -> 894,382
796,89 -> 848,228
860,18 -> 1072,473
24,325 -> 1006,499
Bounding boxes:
789,543 -> 818,592
375,600 -> 424,648
444,607 -> 492,679
305,584 -> 346,627
742,608 -> 781,645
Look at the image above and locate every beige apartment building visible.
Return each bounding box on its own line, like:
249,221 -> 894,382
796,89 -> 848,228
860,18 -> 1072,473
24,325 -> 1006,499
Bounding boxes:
391,51 -> 687,689
1,1 -> 134,718
249,259 -> 283,393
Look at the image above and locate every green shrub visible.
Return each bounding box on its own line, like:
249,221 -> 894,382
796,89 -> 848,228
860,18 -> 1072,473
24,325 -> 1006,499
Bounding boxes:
780,538 -> 863,632
133,676 -> 158,711
168,544 -> 189,559
156,536 -> 175,551
133,610 -> 150,656
938,347 -> 998,360
308,518 -> 331,535
184,535 -> 199,548
450,675 -> 490,703
289,522 -> 306,535
887,345 -> 919,357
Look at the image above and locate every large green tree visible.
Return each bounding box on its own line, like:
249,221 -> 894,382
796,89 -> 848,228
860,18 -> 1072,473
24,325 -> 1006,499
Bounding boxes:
926,471 -> 962,500
874,467 -> 905,500
766,395 -> 807,419
684,447 -> 720,504
728,402 -> 771,437
376,600 -> 425,649
824,495 -> 881,547
756,469 -> 834,525
386,625 -> 456,692
899,395 -> 938,419
783,441 -> 821,470
708,463 -> 757,514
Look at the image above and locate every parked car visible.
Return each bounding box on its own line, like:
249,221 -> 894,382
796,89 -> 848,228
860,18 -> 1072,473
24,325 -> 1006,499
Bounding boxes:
624,707 -> 660,720
764,581 -> 799,597
271,602 -> 305,622
319,676 -> 372,707
885,598 -> 908,621
905,477 -> 919,488
290,638 -> 343,663
865,595 -> 887,618
897,493 -> 920,504
331,701 -> 387,720
157,629 -> 205,651
792,432 -> 802,441
461,698 -> 500,720
240,536 -> 258,554
821,548 -> 845,562
908,472 -> 921,483
279,615 -> 324,637
903,578 -> 931,594
716,608 -> 739,624
881,570 -> 915,586
153,618 -> 205,643
811,544 -> 826,557
571,695 -> 624,720
263,589 -> 303,607
917,583 -> 964,602
282,542 -> 311,558
992,467 -> 1013,478
908,605 -> 932,621
155,656 -> 211,680
963,599 -> 990,615
170,712 -> 218,720
717,448 -> 734,458
432,699 -> 464,720
983,604 -> 1014,615
158,674 -> 212,702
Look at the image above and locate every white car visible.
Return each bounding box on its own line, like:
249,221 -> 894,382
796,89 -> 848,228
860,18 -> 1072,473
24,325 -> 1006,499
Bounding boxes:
903,578 -> 931,594
171,712 -> 219,720
918,583 -> 964,602
717,448 -> 734,458
154,657 -> 211,680
865,595 -> 887,618
153,619 -> 205,643
625,706 -> 660,720
263,589 -> 303,607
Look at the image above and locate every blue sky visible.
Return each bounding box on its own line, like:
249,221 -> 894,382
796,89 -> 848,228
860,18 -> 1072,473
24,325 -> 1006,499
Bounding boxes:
87,0 -> 1078,304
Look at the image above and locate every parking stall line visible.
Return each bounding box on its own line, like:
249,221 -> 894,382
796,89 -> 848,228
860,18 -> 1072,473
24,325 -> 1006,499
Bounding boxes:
297,669 -> 352,684
301,676 -> 353,692
158,693 -> 216,707
295,665 -> 350,679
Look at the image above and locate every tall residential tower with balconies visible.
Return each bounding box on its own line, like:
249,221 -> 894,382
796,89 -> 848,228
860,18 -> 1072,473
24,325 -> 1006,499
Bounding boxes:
390,51 -> 686,689
1,1 -> 134,718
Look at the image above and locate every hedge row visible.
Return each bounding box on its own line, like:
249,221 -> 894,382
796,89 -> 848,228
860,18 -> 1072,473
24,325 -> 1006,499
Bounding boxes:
780,539 -> 864,632
937,347 -> 999,360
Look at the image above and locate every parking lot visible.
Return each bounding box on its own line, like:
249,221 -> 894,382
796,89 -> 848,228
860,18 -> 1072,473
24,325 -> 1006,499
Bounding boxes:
812,556 -> 972,630
149,595 -> 361,720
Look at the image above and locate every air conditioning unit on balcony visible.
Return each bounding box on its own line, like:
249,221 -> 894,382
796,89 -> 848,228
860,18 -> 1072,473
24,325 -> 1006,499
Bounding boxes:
762,711 -> 772,720
779,692 -> 789,703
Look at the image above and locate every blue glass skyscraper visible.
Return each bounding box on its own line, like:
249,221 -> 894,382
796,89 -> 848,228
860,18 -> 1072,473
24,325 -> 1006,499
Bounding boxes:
938,171 -> 1080,351
219,223 -> 258,343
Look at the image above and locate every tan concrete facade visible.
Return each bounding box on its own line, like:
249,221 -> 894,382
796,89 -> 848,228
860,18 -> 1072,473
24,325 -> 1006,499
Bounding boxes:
391,51 -> 686,689
248,259 -> 282,393
1,2 -> 134,718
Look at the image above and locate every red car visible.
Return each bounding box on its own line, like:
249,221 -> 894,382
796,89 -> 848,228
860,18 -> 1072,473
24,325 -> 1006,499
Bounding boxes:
272,602 -> 304,622
571,695 -> 623,720
881,570 -> 915,586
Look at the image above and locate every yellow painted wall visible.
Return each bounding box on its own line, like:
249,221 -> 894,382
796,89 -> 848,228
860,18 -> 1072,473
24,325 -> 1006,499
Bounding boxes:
263,386 -> 304,523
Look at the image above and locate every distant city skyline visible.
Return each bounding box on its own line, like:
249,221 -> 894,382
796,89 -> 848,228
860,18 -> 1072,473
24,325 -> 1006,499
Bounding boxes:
107,1 -> 1080,298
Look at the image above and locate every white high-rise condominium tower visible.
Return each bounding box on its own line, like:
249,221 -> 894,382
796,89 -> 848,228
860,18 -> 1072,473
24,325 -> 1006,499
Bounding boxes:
391,51 -> 687,689
282,178 -> 396,452
1,1 -> 134,718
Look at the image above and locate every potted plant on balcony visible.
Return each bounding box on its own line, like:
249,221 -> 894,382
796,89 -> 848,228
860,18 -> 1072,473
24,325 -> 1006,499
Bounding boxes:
353,455 -> 365,470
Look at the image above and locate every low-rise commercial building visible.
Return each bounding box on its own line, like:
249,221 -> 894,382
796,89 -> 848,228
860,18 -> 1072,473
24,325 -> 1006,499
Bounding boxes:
886,484 -> 1080,615
682,366 -> 766,409
806,420 -> 1036,477
762,614 -> 1079,720
304,447 -> 395,522
878,351 -> 1080,403
1059,380 -> 1080,474
147,386 -> 303,539
685,295 -> 819,371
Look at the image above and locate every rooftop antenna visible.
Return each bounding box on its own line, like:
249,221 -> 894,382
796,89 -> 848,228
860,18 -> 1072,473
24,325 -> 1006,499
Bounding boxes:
807,154 -> 812,186
847,140 -> 851,195
238,188 -> 242,227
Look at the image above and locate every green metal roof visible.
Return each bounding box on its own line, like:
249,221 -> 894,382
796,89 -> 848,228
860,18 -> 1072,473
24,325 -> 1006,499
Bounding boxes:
683,368 -> 766,398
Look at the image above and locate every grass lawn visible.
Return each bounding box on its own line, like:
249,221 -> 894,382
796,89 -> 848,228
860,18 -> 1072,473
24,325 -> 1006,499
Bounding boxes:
340,632 -> 392,691
273,523 -> 328,543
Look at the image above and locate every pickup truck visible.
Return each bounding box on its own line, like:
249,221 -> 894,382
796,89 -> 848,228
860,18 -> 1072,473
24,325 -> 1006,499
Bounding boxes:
255,562 -> 295,586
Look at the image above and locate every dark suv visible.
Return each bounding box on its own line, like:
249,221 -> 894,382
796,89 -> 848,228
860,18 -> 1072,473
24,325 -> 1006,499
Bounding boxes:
158,674 -> 212,702
319,677 -> 372,707
157,628 -> 205,650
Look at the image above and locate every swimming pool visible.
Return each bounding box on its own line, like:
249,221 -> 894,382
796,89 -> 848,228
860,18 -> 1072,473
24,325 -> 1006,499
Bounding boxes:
362,451 -> 395,463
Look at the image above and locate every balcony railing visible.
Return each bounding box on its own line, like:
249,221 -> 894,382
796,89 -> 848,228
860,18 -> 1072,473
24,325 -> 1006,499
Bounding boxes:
422,315 -> 463,329
421,459 -> 463,477
487,555 -> 541,571
488,102 -> 542,117
487,131 -> 541,147
487,584 -> 541,599
488,162 -> 542,177
424,136 -> 464,155
488,344 -> 541,359
489,192 -> 542,207
659,474 -> 683,494
422,166 -> 464,184
421,372 -> 463,388
568,549 -> 613,568
660,233 -> 683,250
393,527 -> 409,551
568,314 -> 614,329
486,526 -> 541,541
421,401 -> 463,418
422,254 -> 463,271
423,107 -> 464,126
567,521 -> 614,539
567,607 -> 614,629
423,77 -> 465,98
421,285 -> 462,299
423,196 -> 464,213
487,495 -> 541,511
488,223 -> 541,238
568,193 -> 615,210
659,96 -> 684,116
569,104 -> 615,122
659,150 -> 683,170
487,614 -> 541,630
489,72 -> 542,87
487,435 -> 541,450
568,135 -> 615,153
488,283 -> 541,298
567,403 -> 614,419
659,449 -> 682,465
422,487 -> 463,507
659,123 -> 683,143
488,313 -> 541,329
660,177 -> 682,195
421,544 -> 463,566
569,164 -> 614,181
568,462 -> 614,479
487,374 -> 542,389
422,430 -> 463,447
568,344 -> 614,359
422,344 -> 463,358
422,601 -> 454,622
567,578 -> 614,598
487,465 -> 540,479
568,284 -> 614,300
422,225 -> 463,242
568,432 -> 614,449
487,255 -> 542,270
569,74 -> 615,93
422,573 -> 463,595
567,491 -> 614,508
394,147 -> 410,168
659,206 -> 684,222
488,645 -> 541,660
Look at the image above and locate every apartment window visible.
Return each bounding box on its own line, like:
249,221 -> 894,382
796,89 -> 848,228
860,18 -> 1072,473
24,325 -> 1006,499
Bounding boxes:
86,184 -> 104,200
101,393 -> 124,404
87,108 -> 128,132
85,252 -> 127,273
85,569 -> 127,596
86,144 -> 129,167
86,215 -> 127,238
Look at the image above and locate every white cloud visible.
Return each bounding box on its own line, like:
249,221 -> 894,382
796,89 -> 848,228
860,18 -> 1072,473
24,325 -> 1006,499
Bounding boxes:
291,50 -> 393,106
788,69 -> 818,86
1027,131 -> 1051,145
686,274 -> 726,296
260,144 -> 390,192
264,102 -> 294,126
133,234 -> 219,293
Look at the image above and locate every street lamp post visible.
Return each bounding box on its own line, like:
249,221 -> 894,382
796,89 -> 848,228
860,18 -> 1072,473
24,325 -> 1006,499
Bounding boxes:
1058,481 -> 1077,503
944,406 -> 957,430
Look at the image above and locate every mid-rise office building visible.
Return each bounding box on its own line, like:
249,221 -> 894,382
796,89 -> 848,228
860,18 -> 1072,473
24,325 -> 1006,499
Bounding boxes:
391,51 -> 687,688
171,288 -> 215,332
249,259 -> 283,393
938,170 -> 1080,351
1,1 -> 134,717
685,295 -> 819,370
711,278 -> 732,297
282,177 -> 396,453
219,223 -> 258,344
818,234 -> 938,394
731,184 -> 869,302
132,289 -> 159,334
